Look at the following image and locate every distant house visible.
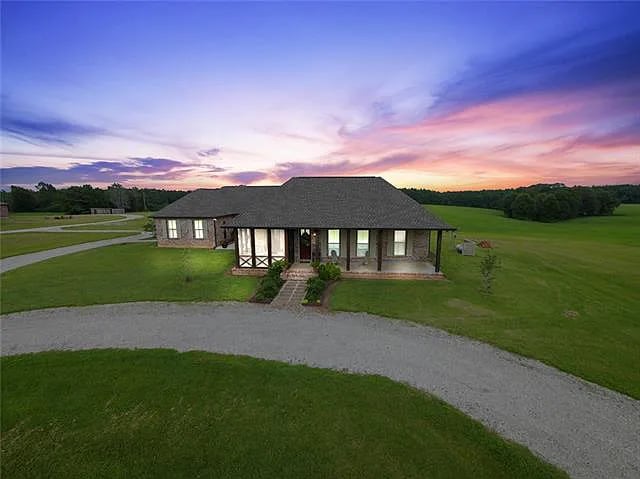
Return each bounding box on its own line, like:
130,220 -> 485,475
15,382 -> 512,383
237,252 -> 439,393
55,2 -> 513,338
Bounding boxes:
153,177 -> 455,278
0,202 -> 8,218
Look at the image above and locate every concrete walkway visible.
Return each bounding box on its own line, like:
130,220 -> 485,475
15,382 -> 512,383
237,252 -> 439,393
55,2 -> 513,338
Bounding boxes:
270,280 -> 307,308
2,302 -> 638,479
0,232 -> 152,273
0,213 -> 143,234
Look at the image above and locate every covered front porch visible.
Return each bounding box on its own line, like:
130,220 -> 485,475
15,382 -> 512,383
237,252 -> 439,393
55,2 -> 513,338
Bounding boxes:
230,226 -> 447,279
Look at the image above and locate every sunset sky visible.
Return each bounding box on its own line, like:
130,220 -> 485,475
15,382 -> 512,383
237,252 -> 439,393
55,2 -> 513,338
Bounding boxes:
1,2 -> 639,191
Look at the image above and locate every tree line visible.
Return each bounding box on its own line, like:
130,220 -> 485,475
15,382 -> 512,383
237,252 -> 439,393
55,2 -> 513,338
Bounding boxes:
402,183 -> 639,222
1,183 -> 188,214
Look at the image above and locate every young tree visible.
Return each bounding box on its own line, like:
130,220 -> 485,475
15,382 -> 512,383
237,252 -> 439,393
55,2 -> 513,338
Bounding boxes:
479,252 -> 500,295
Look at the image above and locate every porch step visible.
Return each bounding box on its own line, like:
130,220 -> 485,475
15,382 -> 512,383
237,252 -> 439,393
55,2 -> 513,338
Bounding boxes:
282,270 -> 316,281
271,280 -> 307,308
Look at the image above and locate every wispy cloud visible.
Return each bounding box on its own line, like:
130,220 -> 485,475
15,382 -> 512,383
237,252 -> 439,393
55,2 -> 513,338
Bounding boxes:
1,110 -> 107,146
430,28 -> 640,115
197,147 -> 221,157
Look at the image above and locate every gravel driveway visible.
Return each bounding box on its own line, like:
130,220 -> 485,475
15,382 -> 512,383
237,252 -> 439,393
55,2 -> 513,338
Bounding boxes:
2,301 -> 638,479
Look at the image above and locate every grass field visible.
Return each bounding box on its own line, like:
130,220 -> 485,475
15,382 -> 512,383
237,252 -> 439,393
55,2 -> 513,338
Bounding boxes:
0,245 -> 257,313
0,232 -> 133,258
0,212 -> 125,231
331,204 -> 640,398
1,349 -> 565,479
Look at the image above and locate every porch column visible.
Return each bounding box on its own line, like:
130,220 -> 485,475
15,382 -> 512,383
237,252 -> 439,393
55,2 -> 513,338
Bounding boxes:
435,230 -> 443,273
250,228 -> 256,268
234,228 -> 240,267
346,229 -> 351,271
267,228 -> 272,265
377,229 -> 383,271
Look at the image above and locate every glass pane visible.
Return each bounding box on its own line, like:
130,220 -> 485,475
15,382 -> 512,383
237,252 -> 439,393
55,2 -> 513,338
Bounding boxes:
238,228 -> 252,255
194,220 -> 204,239
254,229 -> 268,256
394,230 -> 406,242
271,229 -> 285,256
357,230 -> 369,243
168,220 -> 177,238
357,245 -> 368,256
394,242 -> 405,256
328,229 -> 340,243
328,243 -> 340,256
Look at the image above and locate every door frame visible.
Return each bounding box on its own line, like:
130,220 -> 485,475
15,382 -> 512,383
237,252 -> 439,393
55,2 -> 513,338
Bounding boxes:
299,228 -> 311,262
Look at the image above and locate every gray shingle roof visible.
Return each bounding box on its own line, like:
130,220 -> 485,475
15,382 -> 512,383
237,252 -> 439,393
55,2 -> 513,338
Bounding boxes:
154,177 -> 454,230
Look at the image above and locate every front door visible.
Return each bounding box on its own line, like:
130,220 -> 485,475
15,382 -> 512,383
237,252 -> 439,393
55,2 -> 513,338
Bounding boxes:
299,229 -> 311,261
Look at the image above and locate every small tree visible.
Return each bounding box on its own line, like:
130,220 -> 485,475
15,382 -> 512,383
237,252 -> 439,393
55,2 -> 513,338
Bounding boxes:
479,252 -> 500,295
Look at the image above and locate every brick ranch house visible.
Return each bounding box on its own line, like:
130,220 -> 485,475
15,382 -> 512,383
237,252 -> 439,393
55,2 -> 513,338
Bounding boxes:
153,176 -> 456,279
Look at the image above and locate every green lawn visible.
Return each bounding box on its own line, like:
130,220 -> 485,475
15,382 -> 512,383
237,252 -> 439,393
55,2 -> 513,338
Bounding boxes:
0,212 -> 125,231
66,212 -> 151,231
1,349 -> 566,479
0,232 -> 133,258
0,244 -> 257,313
331,204 -> 640,398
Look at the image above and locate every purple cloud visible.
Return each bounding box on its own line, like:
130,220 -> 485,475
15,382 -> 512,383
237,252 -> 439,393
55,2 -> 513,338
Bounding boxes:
273,153 -> 419,180
0,157 -> 194,187
430,28 -> 640,115
225,171 -> 268,184
197,147 -> 221,157
1,107 -> 107,146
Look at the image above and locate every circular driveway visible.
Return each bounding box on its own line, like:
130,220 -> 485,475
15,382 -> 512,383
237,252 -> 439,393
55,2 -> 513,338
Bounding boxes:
2,301 -> 639,479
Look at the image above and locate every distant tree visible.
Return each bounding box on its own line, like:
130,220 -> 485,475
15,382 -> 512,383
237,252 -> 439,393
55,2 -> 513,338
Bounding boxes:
595,189 -> 620,215
510,193 -> 536,220
577,188 -> 600,216
9,186 -> 37,212
535,193 -> 561,222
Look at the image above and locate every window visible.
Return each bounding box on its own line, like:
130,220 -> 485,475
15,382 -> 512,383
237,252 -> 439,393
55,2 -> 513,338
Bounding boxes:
271,229 -> 285,260
328,229 -> 340,257
167,219 -> 178,239
356,230 -> 369,257
238,228 -> 252,267
254,229 -> 268,267
254,229 -> 268,256
193,220 -> 204,239
393,230 -> 406,256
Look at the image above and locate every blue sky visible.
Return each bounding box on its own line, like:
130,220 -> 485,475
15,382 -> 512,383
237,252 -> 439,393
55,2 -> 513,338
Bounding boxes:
1,1 -> 639,190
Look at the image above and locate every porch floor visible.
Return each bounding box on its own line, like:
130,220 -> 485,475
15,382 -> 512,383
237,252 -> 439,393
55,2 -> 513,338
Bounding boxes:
284,259 -> 443,280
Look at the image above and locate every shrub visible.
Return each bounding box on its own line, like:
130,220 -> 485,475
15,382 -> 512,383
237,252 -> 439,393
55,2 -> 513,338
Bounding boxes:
143,217 -> 156,234
266,259 -> 288,280
311,260 -> 321,270
317,262 -> 341,281
253,259 -> 287,302
255,276 -> 283,302
304,277 -> 327,304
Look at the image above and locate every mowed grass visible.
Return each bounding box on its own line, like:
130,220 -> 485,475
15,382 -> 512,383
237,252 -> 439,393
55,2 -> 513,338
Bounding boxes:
0,232 -> 133,258
0,212 -> 125,231
331,204 -> 640,398
0,244 -> 258,313
1,349 -> 566,479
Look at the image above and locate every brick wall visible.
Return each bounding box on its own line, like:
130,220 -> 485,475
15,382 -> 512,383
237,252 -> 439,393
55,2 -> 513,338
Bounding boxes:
155,218 -> 217,248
